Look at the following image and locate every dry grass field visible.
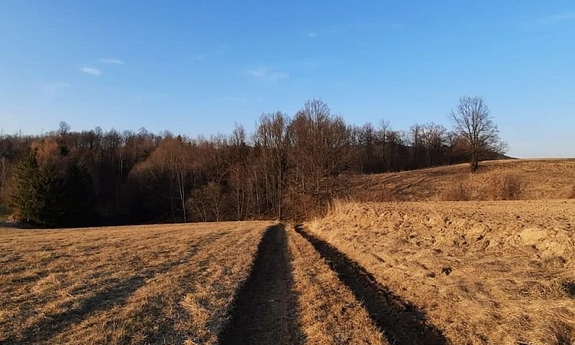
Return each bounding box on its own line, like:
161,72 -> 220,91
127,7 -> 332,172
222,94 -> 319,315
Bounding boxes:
0,221 -> 394,345
0,221 -> 273,344
287,224 -> 387,344
343,159 -> 575,202
305,199 -> 575,344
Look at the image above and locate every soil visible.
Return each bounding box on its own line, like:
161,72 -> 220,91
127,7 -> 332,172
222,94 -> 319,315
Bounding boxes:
219,224 -> 304,345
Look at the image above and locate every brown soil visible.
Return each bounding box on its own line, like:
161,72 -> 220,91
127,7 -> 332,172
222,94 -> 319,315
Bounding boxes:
219,224 -> 304,345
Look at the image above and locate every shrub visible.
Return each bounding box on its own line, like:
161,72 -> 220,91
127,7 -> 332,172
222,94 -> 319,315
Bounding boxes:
569,185 -> 575,199
486,174 -> 525,200
442,182 -> 472,201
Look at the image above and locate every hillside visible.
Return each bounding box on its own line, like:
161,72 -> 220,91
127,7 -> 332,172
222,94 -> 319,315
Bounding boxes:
342,159 -> 575,202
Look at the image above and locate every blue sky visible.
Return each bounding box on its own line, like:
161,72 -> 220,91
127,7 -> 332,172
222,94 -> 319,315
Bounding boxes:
1,1 -> 574,158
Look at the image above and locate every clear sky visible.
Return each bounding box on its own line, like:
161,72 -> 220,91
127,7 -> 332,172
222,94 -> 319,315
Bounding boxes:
1,1 -> 574,158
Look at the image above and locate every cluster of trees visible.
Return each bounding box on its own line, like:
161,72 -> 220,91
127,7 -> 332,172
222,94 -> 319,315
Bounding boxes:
0,97 -> 505,227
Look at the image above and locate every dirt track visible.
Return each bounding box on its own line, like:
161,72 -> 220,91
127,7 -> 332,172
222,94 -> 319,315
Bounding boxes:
219,225 -> 304,345
220,224 -> 446,344
295,225 -> 447,345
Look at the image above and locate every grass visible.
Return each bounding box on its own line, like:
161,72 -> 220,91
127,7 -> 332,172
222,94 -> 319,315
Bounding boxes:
306,199 -> 575,344
343,158 -> 575,202
287,224 -> 387,344
441,174 -> 526,201
0,221 -> 273,345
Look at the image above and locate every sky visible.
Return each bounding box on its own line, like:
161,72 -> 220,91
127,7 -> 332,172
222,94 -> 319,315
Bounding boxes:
0,1 -> 574,158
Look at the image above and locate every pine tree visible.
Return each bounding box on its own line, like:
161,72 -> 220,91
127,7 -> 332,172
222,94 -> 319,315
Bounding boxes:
11,149 -> 92,227
61,161 -> 92,226
11,150 -> 41,224
34,164 -> 67,227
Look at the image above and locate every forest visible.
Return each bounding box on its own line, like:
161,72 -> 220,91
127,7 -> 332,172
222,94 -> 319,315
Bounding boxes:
0,98 -> 504,227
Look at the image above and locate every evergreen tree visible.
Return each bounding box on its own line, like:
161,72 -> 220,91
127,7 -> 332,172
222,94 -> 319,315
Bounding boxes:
11,149 -> 92,227
11,150 -> 41,224
61,161 -> 93,226
34,164 -> 66,227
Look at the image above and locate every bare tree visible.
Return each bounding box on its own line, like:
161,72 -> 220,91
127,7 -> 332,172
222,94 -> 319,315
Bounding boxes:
449,96 -> 506,171
289,99 -> 351,218
253,112 -> 290,219
420,123 -> 447,167
378,120 -> 391,171
0,154 -> 9,204
228,124 -> 252,220
132,137 -> 191,222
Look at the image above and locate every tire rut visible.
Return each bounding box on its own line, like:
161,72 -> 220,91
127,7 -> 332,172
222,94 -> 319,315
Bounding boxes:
219,224 -> 304,345
295,225 -> 449,345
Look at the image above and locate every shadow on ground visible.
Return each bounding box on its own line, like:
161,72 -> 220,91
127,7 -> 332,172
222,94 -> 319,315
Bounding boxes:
295,225 -> 449,345
4,232 -> 228,345
219,224 -> 305,345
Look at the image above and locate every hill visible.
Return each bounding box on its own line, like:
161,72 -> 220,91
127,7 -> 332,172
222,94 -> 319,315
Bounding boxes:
341,158 -> 575,202
303,158 -> 575,344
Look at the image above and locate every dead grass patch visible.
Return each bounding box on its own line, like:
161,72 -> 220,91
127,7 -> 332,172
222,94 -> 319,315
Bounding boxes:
306,200 -> 575,345
485,174 -> 525,200
344,159 -> 575,202
0,221 -> 273,345
287,224 -> 387,344
441,181 -> 473,201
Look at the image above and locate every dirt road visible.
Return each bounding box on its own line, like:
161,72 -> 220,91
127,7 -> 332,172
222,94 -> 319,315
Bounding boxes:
219,224 -> 446,345
219,224 -> 304,345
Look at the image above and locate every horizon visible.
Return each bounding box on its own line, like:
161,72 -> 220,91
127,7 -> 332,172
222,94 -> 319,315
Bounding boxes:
1,1 -> 574,159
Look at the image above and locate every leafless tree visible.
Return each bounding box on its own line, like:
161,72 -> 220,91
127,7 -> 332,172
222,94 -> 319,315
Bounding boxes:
420,123 -> 447,167
253,112 -> 291,219
0,155 -> 8,203
2,97 -> 508,225
289,99 -> 351,218
132,137 -> 191,222
228,125 -> 252,220
450,96 -> 506,171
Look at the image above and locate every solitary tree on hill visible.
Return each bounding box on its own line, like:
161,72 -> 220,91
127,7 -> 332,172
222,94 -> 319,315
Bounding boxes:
449,96 -> 506,171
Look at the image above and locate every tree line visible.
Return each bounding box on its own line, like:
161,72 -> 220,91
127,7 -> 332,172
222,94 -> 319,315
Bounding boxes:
0,97 -> 505,227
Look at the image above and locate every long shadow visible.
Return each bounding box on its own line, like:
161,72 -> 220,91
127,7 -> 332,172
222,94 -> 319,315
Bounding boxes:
295,225 -> 449,345
219,224 -> 305,345
4,231 -> 228,345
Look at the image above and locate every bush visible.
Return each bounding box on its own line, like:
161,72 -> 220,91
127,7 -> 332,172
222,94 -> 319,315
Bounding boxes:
569,185 -> 575,199
442,182 -> 472,201
486,174 -> 525,200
